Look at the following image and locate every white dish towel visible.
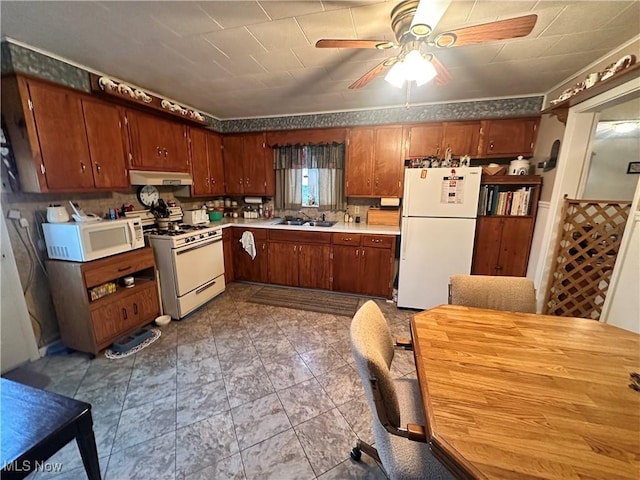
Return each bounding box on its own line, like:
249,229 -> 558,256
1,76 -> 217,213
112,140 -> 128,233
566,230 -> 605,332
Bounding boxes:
240,231 -> 256,260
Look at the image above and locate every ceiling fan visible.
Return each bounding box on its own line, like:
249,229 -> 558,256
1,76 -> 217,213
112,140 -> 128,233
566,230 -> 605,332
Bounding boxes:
315,0 -> 537,89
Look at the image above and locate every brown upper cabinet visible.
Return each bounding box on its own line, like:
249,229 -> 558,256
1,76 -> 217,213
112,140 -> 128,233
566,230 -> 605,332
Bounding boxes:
189,128 -> 224,197
405,123 -> 444,158
346,126 -> 404,197
126,109 -> 190,172
223,132 -> 274,196
479,118 -> 539,158
442,121 -> 481,158
1,75 -> 129,192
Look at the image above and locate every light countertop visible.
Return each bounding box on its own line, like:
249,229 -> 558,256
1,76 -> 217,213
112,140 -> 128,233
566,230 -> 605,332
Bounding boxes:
204,217 -> 400,235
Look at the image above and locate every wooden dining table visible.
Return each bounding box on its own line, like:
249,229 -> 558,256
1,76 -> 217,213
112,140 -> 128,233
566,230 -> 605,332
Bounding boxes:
410,305 -> 640,480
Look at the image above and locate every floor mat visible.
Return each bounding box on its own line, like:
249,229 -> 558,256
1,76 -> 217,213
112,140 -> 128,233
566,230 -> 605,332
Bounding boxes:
248,286 -> 360,317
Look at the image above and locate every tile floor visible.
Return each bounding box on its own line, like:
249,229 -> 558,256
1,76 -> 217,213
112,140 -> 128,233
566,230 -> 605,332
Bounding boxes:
6,282 -> 419,480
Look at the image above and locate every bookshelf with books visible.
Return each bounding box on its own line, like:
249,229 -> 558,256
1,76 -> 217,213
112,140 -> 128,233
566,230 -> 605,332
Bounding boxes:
472,175 -> 542,277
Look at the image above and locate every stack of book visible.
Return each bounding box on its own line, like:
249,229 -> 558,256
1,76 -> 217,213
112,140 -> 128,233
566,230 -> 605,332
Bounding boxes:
478,186 -> 532,216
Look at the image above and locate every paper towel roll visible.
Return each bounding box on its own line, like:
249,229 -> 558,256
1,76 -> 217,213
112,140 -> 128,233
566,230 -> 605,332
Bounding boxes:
244,197 -> 263,204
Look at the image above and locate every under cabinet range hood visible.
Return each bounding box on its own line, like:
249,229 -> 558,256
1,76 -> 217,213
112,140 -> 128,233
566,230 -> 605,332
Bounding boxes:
129,170 -> 193,186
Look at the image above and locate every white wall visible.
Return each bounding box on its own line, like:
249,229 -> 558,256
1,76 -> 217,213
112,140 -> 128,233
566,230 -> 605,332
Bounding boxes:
582,128 -> 640,201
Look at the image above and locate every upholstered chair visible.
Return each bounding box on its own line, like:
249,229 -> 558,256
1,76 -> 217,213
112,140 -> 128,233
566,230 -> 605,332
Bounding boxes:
349,300 -> 453,479
449,274 -> 536,313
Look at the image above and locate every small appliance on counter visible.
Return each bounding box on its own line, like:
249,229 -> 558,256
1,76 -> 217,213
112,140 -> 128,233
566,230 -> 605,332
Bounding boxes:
46,205 -> 70,223
183,209 -> 208,225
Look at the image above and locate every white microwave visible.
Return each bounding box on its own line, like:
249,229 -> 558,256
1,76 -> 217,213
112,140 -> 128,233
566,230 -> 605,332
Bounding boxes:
42,218 -> 145,262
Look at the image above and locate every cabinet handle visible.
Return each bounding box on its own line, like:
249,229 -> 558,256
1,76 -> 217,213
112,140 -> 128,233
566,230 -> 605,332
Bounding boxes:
495,265 -> 503,270
262,243 -> 266,251
118,266 -> 132,271
371,239 -> 382,243
367,179 -> 370,186
299,246 -> 302,252
245,178 -> 250,185
294,245 -> 297,252
156,146 -> 162,157
489,141 -> 494,150
80,162 -> 86,173
96,164 -> 101,174
239,177 -> 243,185
375,179 -> 379,186
163,148 -> 168,158
133,303 -> 138,315
122,308 -> 128,320
362,249 -> 365,257
210,177 -> 215,185
205,178 -> 210,186
342,237 -> 351,241
356,249 -> 359,256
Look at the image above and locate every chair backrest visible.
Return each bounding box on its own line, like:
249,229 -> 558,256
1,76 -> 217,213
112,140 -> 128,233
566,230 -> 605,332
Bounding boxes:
449,274 -> 536,313
350,300 -> 401,429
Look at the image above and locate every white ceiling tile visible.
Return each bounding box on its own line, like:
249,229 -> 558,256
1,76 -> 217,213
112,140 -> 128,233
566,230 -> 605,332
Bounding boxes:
297,9 -> 357,43
247,18 -> 309,51
161,36 -> 229,64
549,28 -> 639,56
291,45 -> 343,67
492,37 -> 560,62
350,2 -> 396,40
467,1 -> 538,23
250,71 -> 297,88
148,2 -> 221,37
198,1 -> 269,29
252,50 -> 304,72
542,1 -> 636,37
203,27 -> 267,57
258,1 -> 325,20
214,55 -> 266,76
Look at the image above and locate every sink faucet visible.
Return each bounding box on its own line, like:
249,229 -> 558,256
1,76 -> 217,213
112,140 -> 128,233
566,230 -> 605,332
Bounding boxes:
321,213 -> 326,221
298,211 -> 314,221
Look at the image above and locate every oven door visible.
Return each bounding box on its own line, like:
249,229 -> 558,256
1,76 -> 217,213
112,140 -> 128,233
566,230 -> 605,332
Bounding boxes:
171,237 -> 224,296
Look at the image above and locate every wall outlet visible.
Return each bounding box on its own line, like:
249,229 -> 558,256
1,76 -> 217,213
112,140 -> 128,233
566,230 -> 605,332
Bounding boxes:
7,209 -> 20,219
37,239 -> 46,251
353,206 -> 360,214
19,218 -> 29,228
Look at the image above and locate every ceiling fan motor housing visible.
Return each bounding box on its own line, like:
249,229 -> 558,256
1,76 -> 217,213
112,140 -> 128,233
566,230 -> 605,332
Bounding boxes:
391,0 -> 428,44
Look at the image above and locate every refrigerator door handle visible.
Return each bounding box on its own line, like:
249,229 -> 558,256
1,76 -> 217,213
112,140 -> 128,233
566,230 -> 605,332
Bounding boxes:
401,219 -> 409,260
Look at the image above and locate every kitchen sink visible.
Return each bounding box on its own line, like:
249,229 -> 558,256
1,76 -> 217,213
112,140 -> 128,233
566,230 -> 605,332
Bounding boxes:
303,221 -> 337,227
277,220 -> 306,226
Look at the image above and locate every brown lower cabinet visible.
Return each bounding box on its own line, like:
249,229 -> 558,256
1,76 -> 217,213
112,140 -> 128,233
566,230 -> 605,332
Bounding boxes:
268,230 -> 332,290
223,228 -> 235,283
331,233 -> 396,298
232,228 -> 269,282
46,248 -> 160,356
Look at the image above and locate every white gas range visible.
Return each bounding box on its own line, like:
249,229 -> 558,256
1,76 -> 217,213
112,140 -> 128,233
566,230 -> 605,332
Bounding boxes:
146,224 -> 225,320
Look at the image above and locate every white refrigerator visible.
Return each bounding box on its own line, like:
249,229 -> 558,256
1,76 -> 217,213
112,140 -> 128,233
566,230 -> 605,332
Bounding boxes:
397,167 -> 482,310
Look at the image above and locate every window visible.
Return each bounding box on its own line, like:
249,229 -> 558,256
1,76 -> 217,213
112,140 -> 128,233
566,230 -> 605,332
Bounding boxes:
273,143 -> 346,210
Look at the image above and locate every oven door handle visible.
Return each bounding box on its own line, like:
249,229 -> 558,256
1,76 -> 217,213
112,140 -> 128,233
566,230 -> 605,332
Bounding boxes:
195,279 -> 217,295
175,237 -> 222,255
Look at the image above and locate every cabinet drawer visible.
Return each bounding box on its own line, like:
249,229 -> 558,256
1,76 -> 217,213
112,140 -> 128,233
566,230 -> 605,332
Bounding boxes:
83,248 -> 155,288
362,235 -> 394,249
269,230 -> 331,244
232,228 -> 268,241
332,233 -> 362,246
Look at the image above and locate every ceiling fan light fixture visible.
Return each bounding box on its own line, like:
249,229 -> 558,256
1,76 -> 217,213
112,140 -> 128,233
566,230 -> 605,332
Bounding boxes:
405,50 -> 437,86
385,60 -> 407,88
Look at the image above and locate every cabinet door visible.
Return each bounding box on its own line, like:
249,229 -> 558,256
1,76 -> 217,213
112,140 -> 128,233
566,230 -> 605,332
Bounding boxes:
442,122 -> 481,158
481,118 -> 538,157
90,301 -> 121,345
82,99 -> 129,189
134,283 -> 160,323
207,132 -> 225,195
373,126 -> 404,197
233,229 -> 268,282
127,110 -> 189,172
223,135 -> 245,195
406,124 -> 443,157
223,228 -> 235,283
497,218 -> 535,276
243,133 -> 267,195
298,244 -> 331,290
471,217 -> 503,276
190,128 -> 212,196
268,242 -> 298,286
119,295 -> 141,332
332,245 -> 361,294
360,247 -> 392,297
27,80 -> 94,190
346,128 -> 373,196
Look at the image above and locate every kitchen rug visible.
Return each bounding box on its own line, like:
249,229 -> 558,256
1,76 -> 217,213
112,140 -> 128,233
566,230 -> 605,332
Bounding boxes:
104,328 -> 161,359
248,286 -> 360,317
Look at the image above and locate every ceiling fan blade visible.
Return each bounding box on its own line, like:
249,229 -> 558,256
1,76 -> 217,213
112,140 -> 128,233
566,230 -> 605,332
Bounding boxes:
428,55 -> 452,87
315,39 -> 397,49
348,59 -> 396,89
435,14 -> 537,48
410,0 -> 452,37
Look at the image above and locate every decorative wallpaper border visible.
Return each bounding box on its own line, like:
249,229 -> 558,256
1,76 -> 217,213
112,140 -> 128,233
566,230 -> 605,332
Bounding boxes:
2,40 -> 542,133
